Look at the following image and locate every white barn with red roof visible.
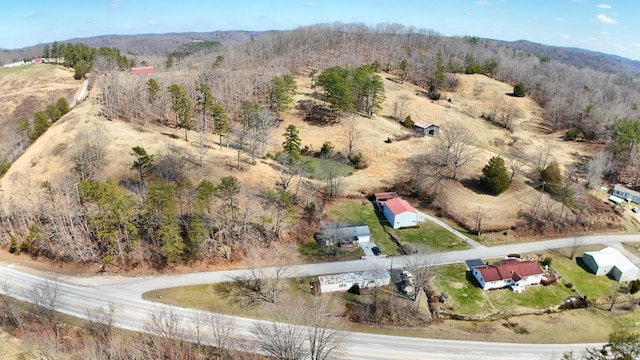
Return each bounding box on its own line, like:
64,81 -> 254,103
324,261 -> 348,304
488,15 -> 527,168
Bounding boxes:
382,197 -> 418,229
472,258 -> 543,291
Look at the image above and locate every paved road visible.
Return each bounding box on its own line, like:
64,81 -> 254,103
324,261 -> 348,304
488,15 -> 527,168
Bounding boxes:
2,234 -> 639,359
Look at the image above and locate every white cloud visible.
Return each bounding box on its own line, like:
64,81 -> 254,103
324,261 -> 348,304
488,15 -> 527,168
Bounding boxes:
304,2 -> 317,6
476,0 -> 488,4
596,4 -> 612,9
123,24 -> 132,29
553,17 -> 563,22
631,43 -> 640,48
148,20 -> 158,25
24,12 -> 37,18
560,34 -> 571,39
111,0 -> 123,9
596,14 -> 618,24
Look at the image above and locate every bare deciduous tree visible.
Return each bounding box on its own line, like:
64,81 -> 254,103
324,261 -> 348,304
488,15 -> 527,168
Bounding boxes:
405,148 -> 447,198
145,305 -> 191,359
342,115 -> 360,159
71,129 -> 109,181
403,249 -> 440,309
209,312 -> 237,360
0,280 -> 24,328
251,319 -> 306,360
439,120 -> 478,180
27,280 -> 60,323
85,302 -> 117,355
303,295 -> 346,360
506,145 -> 527,183
324,160 -> 346,198
230,265 -> 289,305
568,236 -> 584,260
586,151 -> 609,188
154,143 -> 190,183
251,294 -> 345,360
392,94 -> 411,122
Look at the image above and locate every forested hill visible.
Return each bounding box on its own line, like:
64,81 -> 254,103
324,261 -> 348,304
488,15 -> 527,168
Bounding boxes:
0,30 -> 268,64
3,29 -> 640,77
497,39 -> 640,76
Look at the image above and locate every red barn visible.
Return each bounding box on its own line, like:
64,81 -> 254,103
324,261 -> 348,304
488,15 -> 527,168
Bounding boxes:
131,66 -> 154,75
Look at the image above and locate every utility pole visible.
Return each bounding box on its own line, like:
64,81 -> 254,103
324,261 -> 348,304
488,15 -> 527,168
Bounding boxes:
531,181 -> 545,220
475,206 -> 481,235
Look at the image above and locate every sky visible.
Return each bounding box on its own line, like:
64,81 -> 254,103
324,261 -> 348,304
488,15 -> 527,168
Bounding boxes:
2,0 -> 640,60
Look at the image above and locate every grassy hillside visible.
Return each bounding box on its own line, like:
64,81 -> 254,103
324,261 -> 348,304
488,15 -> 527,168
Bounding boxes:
0,64 -> 78,162
0,59 -> 626,270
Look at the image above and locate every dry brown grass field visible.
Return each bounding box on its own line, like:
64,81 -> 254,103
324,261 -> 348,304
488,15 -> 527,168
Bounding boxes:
0,66 -> 618,240
0,64 -> 79,160
0,63 -> 633,348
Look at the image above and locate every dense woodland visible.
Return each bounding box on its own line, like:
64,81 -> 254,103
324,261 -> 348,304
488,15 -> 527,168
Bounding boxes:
1,23 -> 640,269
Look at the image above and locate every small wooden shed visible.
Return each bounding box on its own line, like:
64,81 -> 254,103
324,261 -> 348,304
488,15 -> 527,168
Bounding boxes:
413,121 -> 439,135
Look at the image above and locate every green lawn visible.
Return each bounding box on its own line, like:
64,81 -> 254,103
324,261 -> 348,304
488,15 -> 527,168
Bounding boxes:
486,281 -> 571,309
434,251 -> 620,317
301,155 -> 355,180
386,222 -> 470,252
144,283 -> 264,318
435,263 -> 494,315
325,199 -> 473,254
325,199 -> 396,254
144,277 -> 330,321
549,252 -> 616,299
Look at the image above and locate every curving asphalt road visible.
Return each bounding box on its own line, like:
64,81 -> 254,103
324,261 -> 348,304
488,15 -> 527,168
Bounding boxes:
2,233 -> 639,359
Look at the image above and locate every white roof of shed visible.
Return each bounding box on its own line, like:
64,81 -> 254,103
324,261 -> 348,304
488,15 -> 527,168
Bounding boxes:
585,247 -> 639,273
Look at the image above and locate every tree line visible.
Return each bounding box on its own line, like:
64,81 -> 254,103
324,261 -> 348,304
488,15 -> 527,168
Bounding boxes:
43,41 -> 134,79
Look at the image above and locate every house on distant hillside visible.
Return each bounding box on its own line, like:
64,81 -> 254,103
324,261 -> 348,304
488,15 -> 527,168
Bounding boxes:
471,258 -> 543,292
315,223 -> 371,249
413,121 -> 439,136
310,269 -> 390,295
582,247 -> 639,282
612,184 -> 640,204
2,61 -> 25,68
31,58 -> 45,64
131,66 -> 154,75
382,197 -> 418,229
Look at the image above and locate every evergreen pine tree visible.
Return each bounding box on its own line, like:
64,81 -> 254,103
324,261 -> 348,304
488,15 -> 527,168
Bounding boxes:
480,156 -> 510,195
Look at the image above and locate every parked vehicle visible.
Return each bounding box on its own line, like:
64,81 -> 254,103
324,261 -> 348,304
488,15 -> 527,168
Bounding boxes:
401,270 -> 414,284
632,206 -> 639,213
371,246 -> 381,255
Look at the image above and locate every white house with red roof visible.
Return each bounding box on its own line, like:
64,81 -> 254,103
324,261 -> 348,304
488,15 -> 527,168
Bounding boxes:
471,258 -> 543,291
382,197 -> 418,229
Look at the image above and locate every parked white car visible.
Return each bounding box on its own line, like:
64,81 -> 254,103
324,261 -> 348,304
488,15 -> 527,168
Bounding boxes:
401,270 -> 414,284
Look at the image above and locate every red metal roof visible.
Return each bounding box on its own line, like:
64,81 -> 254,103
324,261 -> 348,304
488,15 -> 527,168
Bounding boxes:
374,192 -> 398,201
384,197 -> 417,215
131,66 -> 154,75
475,259 -> 542,282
